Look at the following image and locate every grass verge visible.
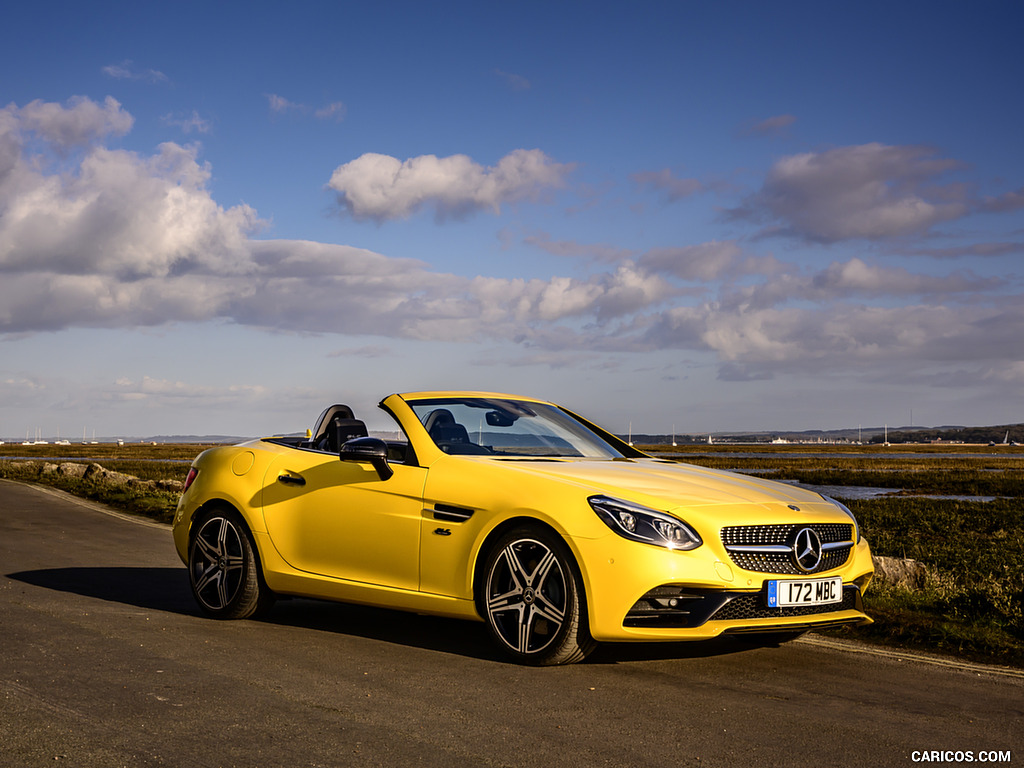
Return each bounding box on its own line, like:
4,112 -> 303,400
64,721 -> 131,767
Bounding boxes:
0,457 -> 190,525
828,497 -> 1024,667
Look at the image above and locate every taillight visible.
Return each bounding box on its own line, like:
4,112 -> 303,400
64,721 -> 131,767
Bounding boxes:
182,467 -> 199,493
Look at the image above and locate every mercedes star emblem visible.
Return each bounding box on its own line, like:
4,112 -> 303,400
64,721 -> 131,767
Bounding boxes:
792,527 -> 823,572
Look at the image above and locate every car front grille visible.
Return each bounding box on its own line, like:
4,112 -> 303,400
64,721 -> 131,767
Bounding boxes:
720,523 -> 854,575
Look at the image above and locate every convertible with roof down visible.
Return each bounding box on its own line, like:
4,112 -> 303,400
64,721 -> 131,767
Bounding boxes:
173,391 -> 873,665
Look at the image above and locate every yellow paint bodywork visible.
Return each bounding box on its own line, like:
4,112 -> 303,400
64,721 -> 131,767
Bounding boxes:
173,391 -> 874,642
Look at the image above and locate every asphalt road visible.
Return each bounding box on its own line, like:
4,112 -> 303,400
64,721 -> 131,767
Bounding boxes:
1,479 -> 1020,768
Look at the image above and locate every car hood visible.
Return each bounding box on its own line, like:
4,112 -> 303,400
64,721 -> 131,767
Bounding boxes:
487,456 -> 828,511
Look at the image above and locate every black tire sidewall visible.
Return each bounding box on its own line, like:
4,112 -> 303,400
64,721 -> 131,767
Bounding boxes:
188,507 -> 264,620
481,525 -> 591,665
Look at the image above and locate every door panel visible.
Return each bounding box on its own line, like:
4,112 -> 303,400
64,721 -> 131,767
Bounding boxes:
261,450 -> 426,590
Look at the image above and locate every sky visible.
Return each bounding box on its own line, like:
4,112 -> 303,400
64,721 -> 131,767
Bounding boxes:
2,1 -> 1023,439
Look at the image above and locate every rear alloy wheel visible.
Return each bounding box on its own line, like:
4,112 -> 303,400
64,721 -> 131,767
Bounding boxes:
482,527 -> 595,665
189,509 -> 273,619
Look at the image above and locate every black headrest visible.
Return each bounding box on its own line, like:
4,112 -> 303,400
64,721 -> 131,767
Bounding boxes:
327,418 -> 368,452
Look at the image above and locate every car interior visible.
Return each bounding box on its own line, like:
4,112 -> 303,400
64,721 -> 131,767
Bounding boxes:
271,404 -> 409,463
422,408 -> 492,455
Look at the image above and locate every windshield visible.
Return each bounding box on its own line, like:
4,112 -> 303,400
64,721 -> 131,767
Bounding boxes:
407,397 -> 625,459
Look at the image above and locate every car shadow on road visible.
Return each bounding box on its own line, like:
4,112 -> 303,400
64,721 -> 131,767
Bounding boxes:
263,597 -> 509,662
264,596 -> 766,665
6,567 -> 776,665
6,566 -> 197,614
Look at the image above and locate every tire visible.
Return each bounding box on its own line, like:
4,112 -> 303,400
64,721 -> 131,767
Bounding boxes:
188,508 -> 274,619
480,526 -> 596,666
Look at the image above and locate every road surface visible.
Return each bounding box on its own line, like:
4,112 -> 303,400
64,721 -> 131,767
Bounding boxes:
1,479 -> 1020,767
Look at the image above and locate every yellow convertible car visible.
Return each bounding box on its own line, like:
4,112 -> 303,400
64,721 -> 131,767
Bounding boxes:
173,391 -> 873,665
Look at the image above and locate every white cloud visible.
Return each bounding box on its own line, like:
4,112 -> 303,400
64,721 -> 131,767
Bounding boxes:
11,96 -> 133,148
631,168 -> 703,202
267,95 -> 346,122
266,94 -> 301,114
495,69 -> 531,91
902,242 -> 1024,259
101,60 -> 168,84
2,96 -> 1021,401
741,114 -> 797,138
0,141 -> 260,280
981,186 -> 1024,213
736,143 -> 969,242
0,374 -> 46,408
639,241 -> 744,281
808,258 -> 1001,297
314,101 -> 347,121
523,232 -> 633,263
162,110 -> 212,134
639,298 -> 1024,385
327,150 -> 572,222
110,376 -> 268,402
328,345 -> 392,359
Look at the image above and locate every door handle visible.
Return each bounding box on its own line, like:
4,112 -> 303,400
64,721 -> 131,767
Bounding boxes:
277,473 -> 306,487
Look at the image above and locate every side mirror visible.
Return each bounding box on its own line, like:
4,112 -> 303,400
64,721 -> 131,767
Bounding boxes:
339,436 -> 394,481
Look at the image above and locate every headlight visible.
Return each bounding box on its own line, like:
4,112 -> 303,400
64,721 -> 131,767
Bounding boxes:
822,494 -> 860,543
589,495 -> 702,551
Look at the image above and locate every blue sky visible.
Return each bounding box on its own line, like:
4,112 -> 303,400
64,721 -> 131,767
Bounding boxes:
2,1 -> 1023,439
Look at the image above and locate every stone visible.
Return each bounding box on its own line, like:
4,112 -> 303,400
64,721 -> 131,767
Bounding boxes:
871,555 -> 928,590
83,463 -> 136,486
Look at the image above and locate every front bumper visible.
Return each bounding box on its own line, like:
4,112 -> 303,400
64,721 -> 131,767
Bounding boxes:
571,530 -> 874,642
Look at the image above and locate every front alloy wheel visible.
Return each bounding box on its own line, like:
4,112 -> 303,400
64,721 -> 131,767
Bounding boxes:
482,528 -> 594,665
189,509 -> 272,619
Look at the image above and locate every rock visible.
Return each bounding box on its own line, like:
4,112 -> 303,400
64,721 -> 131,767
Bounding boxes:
157,479 -> 184,492
41,463 -> 59,474
872,555 -> 928,590
83,463 -> 137,486
83,463 -> 104,479
58,463 -> 87,478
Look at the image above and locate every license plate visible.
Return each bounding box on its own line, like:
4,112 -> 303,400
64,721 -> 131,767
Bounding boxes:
766,576 -> 842,607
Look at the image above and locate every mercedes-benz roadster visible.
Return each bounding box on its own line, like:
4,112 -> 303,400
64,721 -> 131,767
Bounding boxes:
173,391 -> 873,665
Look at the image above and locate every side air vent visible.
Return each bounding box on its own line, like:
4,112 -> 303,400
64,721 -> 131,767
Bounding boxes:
432,503 -> 475,523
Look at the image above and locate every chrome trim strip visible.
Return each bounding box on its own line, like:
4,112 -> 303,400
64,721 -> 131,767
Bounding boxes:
822,541 -> 854,551
724,541 -> 853,553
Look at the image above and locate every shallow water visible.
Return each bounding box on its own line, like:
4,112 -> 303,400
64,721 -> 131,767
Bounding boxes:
660,451 -> 1018,460
779,480 -> 997,503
